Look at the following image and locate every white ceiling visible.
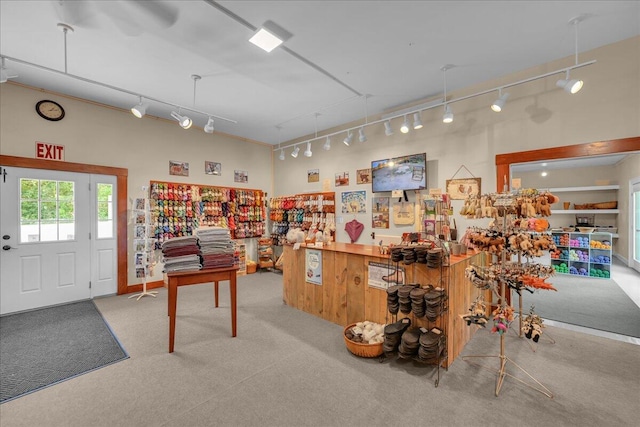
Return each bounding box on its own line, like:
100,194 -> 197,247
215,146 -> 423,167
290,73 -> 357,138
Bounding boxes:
1,1 -> 639,145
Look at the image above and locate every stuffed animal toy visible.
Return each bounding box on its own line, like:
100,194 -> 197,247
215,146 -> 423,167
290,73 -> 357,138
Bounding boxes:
535,195 -> 552,216
286,228 -> 305,244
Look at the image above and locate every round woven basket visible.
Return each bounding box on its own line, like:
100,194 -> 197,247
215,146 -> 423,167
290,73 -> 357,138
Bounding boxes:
343,323 -> 384,358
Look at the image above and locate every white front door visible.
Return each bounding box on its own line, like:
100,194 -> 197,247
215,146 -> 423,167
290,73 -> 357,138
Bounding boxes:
90,175 -> 118,298
0,167 -> 101,314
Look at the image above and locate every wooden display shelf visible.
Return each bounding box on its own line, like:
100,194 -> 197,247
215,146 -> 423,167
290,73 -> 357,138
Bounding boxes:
282,243 -> 488,366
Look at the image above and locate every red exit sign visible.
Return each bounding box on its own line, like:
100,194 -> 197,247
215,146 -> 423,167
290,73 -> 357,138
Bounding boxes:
35,142 -> 65,161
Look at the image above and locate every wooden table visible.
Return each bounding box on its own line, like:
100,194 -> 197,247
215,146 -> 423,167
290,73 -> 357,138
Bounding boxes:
166,266 -> 239,353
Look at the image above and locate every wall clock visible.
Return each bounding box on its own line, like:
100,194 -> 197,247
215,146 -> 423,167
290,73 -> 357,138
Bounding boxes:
35,100 -> 65,121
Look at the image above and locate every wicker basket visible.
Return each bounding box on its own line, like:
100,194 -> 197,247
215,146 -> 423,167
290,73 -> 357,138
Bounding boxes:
343,323 -> 384,358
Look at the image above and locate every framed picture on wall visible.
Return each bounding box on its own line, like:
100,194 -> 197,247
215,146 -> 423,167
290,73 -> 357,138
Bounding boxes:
205,161 -> 221,176
308,169 -> 319,183
356,168 -> 371,184
169,160 -> 189,176
335,172 -> 349,187
446,177 -> 481,200
234,170 -> 248,183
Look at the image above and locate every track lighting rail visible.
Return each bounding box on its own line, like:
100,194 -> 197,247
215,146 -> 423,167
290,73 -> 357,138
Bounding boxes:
0,54 -> 237,125
273,59 -> 595,154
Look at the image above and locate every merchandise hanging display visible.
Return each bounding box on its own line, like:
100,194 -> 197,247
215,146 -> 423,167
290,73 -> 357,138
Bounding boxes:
129,186 -> 159,300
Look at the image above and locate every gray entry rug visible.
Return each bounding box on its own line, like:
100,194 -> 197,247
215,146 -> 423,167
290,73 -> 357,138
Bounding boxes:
0,300 -> 128,403
518,274 -> 640,338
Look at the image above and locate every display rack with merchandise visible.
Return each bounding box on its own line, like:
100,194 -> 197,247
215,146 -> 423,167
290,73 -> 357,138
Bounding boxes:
461,190 -> 557,397
149,180 -> 266,247
268,192 -> 335,246
129,187 -> 158,300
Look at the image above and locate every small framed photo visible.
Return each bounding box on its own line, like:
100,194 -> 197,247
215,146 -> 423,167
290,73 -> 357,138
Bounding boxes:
205,161 -> 221,176
134,198 -> 146,210
308,169 -> 319,183
335,172 -> 349,187
169,160 -> 189,176
356,168 -> 371,184
234,170 -> 248,183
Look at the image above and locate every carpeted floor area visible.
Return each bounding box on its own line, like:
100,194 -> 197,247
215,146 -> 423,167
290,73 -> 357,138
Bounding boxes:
0,272 -> 638,426
0,300 -> 129,403
521,268 -> 640,338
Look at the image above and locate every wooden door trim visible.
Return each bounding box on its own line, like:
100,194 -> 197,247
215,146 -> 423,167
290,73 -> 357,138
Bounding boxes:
495,137 -> 640,192
0,155 -> 129,295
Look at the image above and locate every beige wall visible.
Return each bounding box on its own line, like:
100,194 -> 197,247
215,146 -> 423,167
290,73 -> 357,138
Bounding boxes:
1,37 -> 638,285
0,83 -> 274,285
615,154 -> 640,263
273,36 -> 640,246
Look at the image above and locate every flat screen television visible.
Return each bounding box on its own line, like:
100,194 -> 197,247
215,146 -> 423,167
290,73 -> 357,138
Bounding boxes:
371,153 -> 426,193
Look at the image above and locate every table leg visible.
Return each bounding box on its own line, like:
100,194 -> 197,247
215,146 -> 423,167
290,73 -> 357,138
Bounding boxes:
214,281 -> 219,308
230,275 -> 237,337
169,279 -> 177,353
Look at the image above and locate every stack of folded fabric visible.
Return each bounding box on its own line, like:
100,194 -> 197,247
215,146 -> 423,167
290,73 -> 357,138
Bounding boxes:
161,235 -> 201,272
196,226 -> 236,269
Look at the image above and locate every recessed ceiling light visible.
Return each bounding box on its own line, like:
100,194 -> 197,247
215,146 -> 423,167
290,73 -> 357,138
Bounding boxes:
249,21 -> 292,53
541,171 -> 548,177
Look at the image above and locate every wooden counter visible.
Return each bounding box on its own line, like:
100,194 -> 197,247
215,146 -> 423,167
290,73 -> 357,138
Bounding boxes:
282,243 -> 488,366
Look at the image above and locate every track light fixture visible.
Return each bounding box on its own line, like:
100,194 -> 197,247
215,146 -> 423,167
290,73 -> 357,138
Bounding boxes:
291,146 -> 300,158
384,120 -> 394,136
304,141 -> 312,157
323,136 -> 331,151
491,89 -> 510,112
343,131 -> 353,146
204,117 -> 215,133
413,112 -> 423,130
556,70 -> 583,94
358,127 -> 367,143
400,115 -> 410,133
171,111 -> 192,129
279,149 -> 285,160
131,97 -> 149,118
442,105 -> 454,123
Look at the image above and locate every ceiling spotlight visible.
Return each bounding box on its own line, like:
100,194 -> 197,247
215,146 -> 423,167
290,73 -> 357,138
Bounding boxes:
170,111 -> 192,129
279,149 -> 285,160
323,136 -> 331,151
304,141 -> 312,157
131,98 -> 148,118
400,115 -> 410,133
291,146 -> 300,158
343,131 -> 353,146
541,171 -> 548,177
442,105 -> 454,123
384,120 -> 394,136
358,127 -> 367,143
204,117 -> 215,133
556,70 -> 583,94
249,20 -> 292,53
413,113 -> 423,130
491,90 -> 510,112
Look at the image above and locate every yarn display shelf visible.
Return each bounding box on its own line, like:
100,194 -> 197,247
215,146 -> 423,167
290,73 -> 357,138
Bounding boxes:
343,324 -> 384,358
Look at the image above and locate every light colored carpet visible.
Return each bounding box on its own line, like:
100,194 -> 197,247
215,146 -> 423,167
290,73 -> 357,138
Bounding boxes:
0,271 -> 638,427
520,266 -> 640,338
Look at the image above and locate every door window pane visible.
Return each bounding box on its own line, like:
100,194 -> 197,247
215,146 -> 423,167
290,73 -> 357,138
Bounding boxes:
19,179 -> 75,243
96,183 -> 113,239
